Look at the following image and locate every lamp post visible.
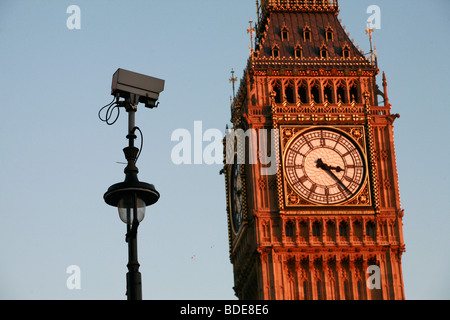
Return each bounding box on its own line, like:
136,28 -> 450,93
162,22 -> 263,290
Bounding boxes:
102,68 -> 164,300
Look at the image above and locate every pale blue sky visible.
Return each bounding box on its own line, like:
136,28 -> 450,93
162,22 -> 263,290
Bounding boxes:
0,0 -> 449,300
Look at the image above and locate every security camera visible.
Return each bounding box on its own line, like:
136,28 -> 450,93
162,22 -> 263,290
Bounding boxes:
111,68 -> 165,108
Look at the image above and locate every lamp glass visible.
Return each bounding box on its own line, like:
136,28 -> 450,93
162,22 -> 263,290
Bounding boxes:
118,196 -> 146,224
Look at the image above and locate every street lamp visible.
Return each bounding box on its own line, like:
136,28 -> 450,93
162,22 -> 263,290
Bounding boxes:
101,68 -> 164,300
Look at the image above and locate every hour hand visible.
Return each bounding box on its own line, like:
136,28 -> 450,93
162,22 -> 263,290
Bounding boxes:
316,158 -> 329,170
316,158 -> 343,172
330,165 -> 343,173
316,158 -> 325,169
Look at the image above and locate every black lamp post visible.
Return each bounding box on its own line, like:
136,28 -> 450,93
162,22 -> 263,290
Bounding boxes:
102,69 -> 164,300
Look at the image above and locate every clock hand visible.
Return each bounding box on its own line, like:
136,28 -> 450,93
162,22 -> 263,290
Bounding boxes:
327,170 -> 352,195
329,171 -> 353,195
316,158 -> 331,171
324,167 -> 340,182
330,165 -> 344,173
316,158 -> 326,169
316,159 -> 351,194
316,158 -> 343,172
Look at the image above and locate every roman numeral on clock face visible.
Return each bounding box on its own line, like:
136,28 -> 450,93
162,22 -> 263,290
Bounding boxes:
343,175 -> 353,183
286,164 -> 303,169
298,175 -> 308,184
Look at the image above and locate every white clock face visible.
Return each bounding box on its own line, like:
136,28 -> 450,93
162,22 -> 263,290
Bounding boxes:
284,128 -> 366,205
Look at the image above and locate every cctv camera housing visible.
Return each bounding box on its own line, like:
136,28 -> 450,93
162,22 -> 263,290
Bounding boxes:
111,68 -> 165,108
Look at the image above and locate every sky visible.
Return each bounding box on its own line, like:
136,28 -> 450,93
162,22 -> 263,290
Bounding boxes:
0,0 -> 449,300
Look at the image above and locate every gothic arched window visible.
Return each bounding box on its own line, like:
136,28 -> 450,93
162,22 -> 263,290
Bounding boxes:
337,82 -> 347,103
325,26 -> 334,41
343,44 -> 351,59
316,280 -> 323,300
320,44 -> 328,58
285,82 -> 295,103
272,44 -> 280,58
295,44 -> 303,59
285,221 -> 295,238
349,82 -> 359,103
324,82 -> 333,103
281,26 -> 289,41
272,81 -> 282,104
312,221 -> 321,237
366,221 -> 376,239
310,82 -> 321,103
339,221 -> 348,237
303,26 -> 312,42
298,81 -> 308,103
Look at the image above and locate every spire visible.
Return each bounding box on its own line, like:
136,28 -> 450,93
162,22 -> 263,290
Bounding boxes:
229,68 -> 237,99
365,19 -> 377,67
247,18 -> 255,55
256,0 -> 260,22
382,71 -> 390,106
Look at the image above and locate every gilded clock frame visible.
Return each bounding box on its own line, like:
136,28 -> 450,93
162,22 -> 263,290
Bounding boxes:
279,125 -> 372,211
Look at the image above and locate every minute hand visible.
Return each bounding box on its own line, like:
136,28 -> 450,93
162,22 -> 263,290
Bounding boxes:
316,159 -> 351,194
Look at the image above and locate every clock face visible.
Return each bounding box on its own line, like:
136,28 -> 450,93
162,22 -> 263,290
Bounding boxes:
284,128 -> 366,205
230,162 -> 243,232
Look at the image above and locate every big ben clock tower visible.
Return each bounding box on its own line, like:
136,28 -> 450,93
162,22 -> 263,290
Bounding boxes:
223,0 -> 405,300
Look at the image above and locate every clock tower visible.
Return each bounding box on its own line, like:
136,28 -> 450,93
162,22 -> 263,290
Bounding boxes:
223,0 -> 405,300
